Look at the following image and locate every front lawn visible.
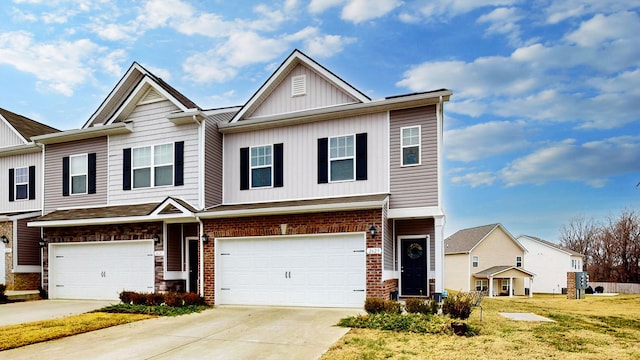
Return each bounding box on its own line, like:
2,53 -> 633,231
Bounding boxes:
322,294 -> 640,359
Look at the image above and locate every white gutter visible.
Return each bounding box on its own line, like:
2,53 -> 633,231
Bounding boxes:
31,122 -> 133,145
28,213 -> 196,228
0,142 -> 41,157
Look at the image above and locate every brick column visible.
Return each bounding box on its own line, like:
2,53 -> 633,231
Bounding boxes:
566,272 -> 577,300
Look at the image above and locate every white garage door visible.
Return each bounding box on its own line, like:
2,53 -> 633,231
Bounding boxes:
216,234 -> 366,307
49,240 -> 155,300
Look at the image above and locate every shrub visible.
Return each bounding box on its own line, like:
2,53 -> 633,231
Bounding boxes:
442,292 -> 474,320
164,292 -> 183,307
146,293 -> 165,306
338,313 -> 452,334
383,299 -> 403,314
0,284 -> 7,302
119,291 -> 135,304
595,286 -> 604,293
182,292 -> 205,306
405,298 -> 436,315
131,292 -> 148,305
365,298 -> 385,314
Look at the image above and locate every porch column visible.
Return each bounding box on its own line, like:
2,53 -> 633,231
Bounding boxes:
489,276 -> 494,298
434,216 -> 445,293
509,277 -> 514,297
529,277 -> 533,298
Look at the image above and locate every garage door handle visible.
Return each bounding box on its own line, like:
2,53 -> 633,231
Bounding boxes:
353,289 -> 365,292
285,271 -> 291,279
353,250 -> 365,253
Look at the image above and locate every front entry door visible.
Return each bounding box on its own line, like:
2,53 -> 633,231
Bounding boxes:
188,239 -> 199,292
401,238 -> 428,296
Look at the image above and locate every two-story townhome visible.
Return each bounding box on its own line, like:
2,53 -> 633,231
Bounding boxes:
1,108 -> 59,289
198,50 -> 451,307
28,63 -> 235,300
517,235 -> 583,294
445,223 -> 535,297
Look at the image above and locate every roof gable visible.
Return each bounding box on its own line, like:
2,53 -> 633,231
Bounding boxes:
445,223 -> 526,254
83,62 -> 199,128
518,235 -> 583,257
0,108 -> 59,144
230,49 -> 370,123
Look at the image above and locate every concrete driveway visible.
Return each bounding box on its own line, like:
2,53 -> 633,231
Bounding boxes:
0,305 -> 360,359
0,299 -> 116,326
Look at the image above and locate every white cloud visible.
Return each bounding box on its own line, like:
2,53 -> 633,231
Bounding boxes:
401,0 -> 520,21
451,171 -> 497,187
304,34 -> 357,58
445,121 -> 530,162
0,31 -> 102,96
501,136 -> 640,187
341,0 -> 402,23
477,7 -> 523,46
98,49 -> 127,77
543,0 -> 640,24
308,0 -> 344,13
564,11 -> 640,47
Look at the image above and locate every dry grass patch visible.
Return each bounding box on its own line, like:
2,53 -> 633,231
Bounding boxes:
323,294 -> 640,360
0,312 -> 154,351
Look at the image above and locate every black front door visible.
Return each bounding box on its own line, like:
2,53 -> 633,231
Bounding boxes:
401,238 -> 428,296
188,240 -> 198,292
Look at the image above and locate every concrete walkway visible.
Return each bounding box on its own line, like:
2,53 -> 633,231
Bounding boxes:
0,306 -> 360,359
0,299 -> 116,326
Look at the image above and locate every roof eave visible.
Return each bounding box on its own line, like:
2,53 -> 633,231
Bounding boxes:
31,122 -> 133,145
29,213 -> 196,228
0,142 -> 41,157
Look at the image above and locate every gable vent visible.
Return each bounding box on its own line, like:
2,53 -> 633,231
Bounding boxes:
139,87 -> 164,104
291,75 -> 306,97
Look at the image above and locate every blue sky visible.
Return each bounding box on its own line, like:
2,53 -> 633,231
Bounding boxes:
1,0 -> 638,240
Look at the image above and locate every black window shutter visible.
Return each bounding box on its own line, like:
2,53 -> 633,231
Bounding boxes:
356,133 -> 368,181
88,153 -> 97,194
240,147 -> 249,190
28,165 -> 36,200
274,143 -> 283,188
123,148 -> 131,191
62,157 -> 70,196
174,141 -> 184,186
8,168 -> 14,202
317,138 -> 328,184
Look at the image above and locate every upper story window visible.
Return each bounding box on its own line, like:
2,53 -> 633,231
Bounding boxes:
329,135 -> 355,182
516,256 -> 522,268
240,144 -> 283,190
251,145 -> 273,188
70,154 -> 88,194
472,255 -> 479,268
8,166 -> 35,201
133,143 -> 174,188
401,125 -> 421,166
14,167 -> 29,200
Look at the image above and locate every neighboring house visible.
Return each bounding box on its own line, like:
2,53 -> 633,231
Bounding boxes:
0,108 -> 59,289
27,50 -> 451,308
198,50 -> 450,307
517,235 -> 583,294
445,224 -> 535,297
29,62 -> 233,299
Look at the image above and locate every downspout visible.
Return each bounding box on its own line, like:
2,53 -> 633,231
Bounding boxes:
197,216 -> 205,297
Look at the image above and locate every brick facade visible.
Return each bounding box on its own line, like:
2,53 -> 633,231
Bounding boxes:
201,208 -> 393,305
1,220 -> 41,290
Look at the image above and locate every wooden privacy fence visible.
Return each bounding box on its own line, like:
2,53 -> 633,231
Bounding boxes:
589,282 -> 640,294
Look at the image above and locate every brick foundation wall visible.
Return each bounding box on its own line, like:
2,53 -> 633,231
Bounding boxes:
43,222 -> 164,294
202,209 -> 390,305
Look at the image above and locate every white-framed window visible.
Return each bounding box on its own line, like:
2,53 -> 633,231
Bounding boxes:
132,143 -> 174,188
472,255 -> 479,268
70,154 -> 88,195
329,134 -> 355,182
501,279 -> 509,291
14,167 -> 29,200
250,145 -> 273,188
401,125 -> 421,166
516,256 -> 522,268
475,279 -> 488,291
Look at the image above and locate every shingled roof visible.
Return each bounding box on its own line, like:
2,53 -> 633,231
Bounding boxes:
0,107 -> 59,140
444,223 -> 500,254
519,234 -> 583,256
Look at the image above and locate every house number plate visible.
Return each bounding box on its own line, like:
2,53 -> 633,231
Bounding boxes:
366,248 -> 382,255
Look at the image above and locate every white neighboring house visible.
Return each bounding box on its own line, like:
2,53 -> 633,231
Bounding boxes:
517,235 -> 584,294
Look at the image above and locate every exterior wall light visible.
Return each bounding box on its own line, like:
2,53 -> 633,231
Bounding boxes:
153,234 -> 160,245
1,235 -> 8,244
201,234 -> 209,244
369,225 -> 377,238
38,238 -> 46,247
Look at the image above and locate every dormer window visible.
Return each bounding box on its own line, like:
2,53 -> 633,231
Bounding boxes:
291,75 -> 306,97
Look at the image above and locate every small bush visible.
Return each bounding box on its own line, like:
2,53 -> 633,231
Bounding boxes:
146,293 -> 165,306
338,313 -> 453,334
365,298 -> 385,314
595,286 -> 604,293
131,292 -> 148,305
182,292 -> 204,306
0,284 -> 7,302
383,300 -> 403,314
405,298 -> 436,315
442,292 -> 474,320
164,292 -> 183,307
119,291 -> 135,304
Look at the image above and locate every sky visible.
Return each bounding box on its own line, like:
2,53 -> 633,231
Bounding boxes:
0,0 -> 638,242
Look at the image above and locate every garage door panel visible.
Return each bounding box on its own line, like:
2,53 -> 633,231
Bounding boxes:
217,234 -> 365,307
50,241 -> 154,300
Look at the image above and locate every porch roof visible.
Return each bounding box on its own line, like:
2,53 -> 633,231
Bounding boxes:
474,265 -> 535,278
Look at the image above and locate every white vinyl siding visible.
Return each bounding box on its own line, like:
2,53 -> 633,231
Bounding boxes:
250,145 -> 273,188
401,125 -> 420,166
70,154 -> 88,195
14,167 -> 29,200
223,113 -> 388,204
44,138 -> 107,214
248,64 -> 359,118
108,100 -> 200,207
329,135 -> 354,182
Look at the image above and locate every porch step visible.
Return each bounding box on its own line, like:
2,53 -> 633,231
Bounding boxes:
4,290 -> 41,301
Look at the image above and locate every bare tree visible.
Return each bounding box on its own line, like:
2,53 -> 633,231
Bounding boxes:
559,215 -> 599,271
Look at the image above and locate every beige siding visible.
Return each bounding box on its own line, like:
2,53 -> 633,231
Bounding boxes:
223,112 -> 388,204
0,120 -> 24,146
396,219 -> 436,272
389,106 -> 438,209
109,100 -> 202,208
204,117 -> 223,208
445,253 -> 470,292
471,228 -> 524,271
17,217 -> 40,266
249,64 -> 358,118
44,138 -> 108,213
0,152 -> 41,213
